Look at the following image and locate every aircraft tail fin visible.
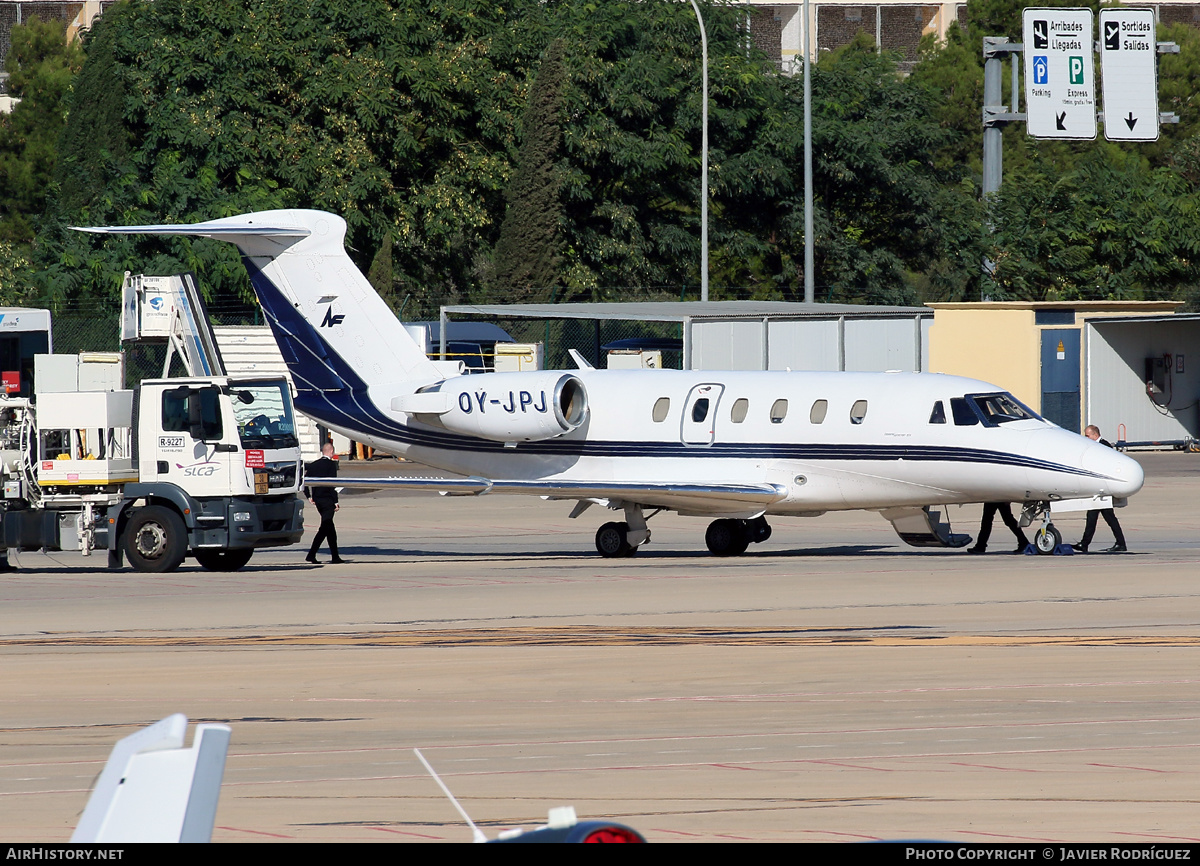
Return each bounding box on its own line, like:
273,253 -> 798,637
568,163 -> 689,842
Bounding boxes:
74,210 -> 444,397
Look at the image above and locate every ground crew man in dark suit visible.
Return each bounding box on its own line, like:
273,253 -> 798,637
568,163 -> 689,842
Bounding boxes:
304,441 -> 345,564
968,502 -> 1031,554
1073,425 -> 1128,553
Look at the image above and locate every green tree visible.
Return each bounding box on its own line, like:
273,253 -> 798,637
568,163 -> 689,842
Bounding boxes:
987,152 -> 1200,300
1151,22 -> 1200,165
491,37 -> 567,303
0,240 -> 34,304
768,35 -> 976,304
552,0 -> 775,299
910,29 -> 983,176
45,0 -> 546,308
0,17 -> 82,246
367,232 -> 396,309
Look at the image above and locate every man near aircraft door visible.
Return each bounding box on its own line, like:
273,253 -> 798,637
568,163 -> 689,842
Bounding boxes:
1072,425 -> 1128,553
304,440 -> 345,564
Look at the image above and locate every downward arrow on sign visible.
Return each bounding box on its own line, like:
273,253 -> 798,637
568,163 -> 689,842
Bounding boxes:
1125,112 -> 1138,130
1056,112 -> 1067,130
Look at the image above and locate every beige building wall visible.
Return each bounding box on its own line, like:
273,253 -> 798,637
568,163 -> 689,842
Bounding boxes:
927,301 -> 1181,414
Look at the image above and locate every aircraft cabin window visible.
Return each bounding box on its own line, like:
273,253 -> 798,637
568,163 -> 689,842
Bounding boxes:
809,399 -> 828,424
950,397 -> 979,426
652,397 -> 671,422
692,398 -> 710,423
929,401 -> 946,424
850,400 -> 868,425
730,398 -> 749,423
770,399 -> 788,423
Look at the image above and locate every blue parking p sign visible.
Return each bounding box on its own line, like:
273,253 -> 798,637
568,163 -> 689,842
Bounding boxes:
1033,56 -> 1048,84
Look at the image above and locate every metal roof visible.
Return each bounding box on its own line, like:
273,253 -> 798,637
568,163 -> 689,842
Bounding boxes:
1084,313 -> 1200,324
928,300 -> 1182,312
441,300 -> 931,322
407,320 -> 514,342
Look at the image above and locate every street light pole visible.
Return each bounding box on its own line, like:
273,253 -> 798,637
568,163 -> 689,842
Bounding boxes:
803,0 -> 814,303
687,0 -> 709,303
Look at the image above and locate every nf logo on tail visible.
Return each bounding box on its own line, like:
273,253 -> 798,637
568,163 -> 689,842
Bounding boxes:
321,307 -> 345,328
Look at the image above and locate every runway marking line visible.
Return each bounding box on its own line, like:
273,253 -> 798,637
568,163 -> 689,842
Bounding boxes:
807,760 -> 893,772
1087,762 -> 1173,773
5,626 -> 1200,648
215,825 -> 294,838
368,827 -> 444,839
1113,831 -> 1200,842
947,762 -> 1040,772
957,830 -> 1060,842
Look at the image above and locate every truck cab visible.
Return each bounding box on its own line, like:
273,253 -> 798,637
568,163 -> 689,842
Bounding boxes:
139,377 -> 302,496
111,376 -> 305,571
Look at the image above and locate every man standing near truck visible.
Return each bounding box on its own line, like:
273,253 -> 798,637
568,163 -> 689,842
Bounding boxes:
304,441 -> 345,564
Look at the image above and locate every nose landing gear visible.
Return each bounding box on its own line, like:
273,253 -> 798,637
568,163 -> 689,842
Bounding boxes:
1033,524 -> 1062,554
1022,502 -> 1062,556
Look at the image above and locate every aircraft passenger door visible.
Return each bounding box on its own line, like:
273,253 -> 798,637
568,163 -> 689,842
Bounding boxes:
681,383 -> 724,445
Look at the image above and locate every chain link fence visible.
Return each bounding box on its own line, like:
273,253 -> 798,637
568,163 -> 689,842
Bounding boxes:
470,317 -> 684,370
50,301 -> 266,386
49,296 -> 688,376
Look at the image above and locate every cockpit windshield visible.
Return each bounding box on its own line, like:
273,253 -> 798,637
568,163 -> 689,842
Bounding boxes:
231,381 -> 300,449
968,392 -> 1041,426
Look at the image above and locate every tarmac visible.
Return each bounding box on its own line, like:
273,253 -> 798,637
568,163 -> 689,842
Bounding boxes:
2,451 -> 1199,843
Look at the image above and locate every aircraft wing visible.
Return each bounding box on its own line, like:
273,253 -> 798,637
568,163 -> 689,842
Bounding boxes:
305,476 -> 788,515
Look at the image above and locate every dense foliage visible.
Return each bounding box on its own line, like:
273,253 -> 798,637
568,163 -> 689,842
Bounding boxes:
3,0 -> 1200,312
491,37 -> 567,303
0,17 -> 81,248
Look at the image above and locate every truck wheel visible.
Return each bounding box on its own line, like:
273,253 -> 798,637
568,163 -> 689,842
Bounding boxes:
124,506 -> 187,573
194,549 -> 254,571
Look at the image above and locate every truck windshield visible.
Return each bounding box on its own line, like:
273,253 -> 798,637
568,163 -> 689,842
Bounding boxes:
231,381 -> 300,450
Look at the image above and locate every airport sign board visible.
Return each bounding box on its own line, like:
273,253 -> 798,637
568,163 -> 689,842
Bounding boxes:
1099,8 -> 1159,141
1023,8 -> 1097,140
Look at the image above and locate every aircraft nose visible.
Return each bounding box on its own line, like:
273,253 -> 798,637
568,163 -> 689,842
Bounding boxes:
1082,444 -> 1144,498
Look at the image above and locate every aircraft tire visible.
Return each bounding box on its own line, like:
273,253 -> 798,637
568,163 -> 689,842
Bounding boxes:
1034,525 -> 1061,555
748,516 -> 772,543
706,519 -> 750,557
194,549 -> 255,571
596,521 -> 634,558
124,506 -> 188,573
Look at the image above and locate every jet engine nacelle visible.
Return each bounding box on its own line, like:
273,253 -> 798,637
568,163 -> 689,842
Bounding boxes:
396,372 -> 589,442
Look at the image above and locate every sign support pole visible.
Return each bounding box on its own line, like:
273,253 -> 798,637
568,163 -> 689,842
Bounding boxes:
982,37 -> 1026,198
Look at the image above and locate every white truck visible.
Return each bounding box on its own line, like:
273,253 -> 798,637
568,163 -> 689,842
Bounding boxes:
0,371 -> 305,572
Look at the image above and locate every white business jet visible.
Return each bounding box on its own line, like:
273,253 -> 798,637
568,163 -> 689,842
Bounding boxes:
77,210 -> 1144,557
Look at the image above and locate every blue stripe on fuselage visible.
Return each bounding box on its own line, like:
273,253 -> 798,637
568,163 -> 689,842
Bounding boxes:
238,256 -> 1110,482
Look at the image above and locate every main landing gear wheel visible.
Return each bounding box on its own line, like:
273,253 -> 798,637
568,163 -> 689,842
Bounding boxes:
194,549 -> 254,571
705,519 -> 750,557
1034,524 -> 1062,555
595,521 -> 637,558
124,505 -> 187,573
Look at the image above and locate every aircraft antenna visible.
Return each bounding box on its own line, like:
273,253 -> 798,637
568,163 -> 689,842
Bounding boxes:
413,748 -> 488,843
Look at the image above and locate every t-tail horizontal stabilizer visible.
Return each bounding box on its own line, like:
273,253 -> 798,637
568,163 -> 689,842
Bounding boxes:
72,211 -> 445,397
71,713 -> 231,843
881,506 -> 973,549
